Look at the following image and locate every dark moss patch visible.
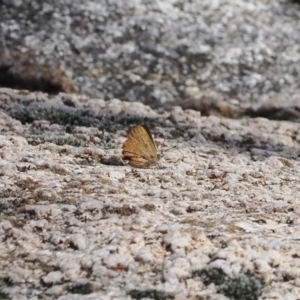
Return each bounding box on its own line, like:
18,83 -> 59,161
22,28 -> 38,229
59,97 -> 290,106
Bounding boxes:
0,280 -> 9,300
0,190 -> 20,216
68,283 -> 93,294
0,200 -> 11,214
8,103 -> 168,133
128,289 -> 174,300
1,277 -> 13,288
192,267 -> 265,300
27,133 -> 86,147
220,274 -> 265,300
192,267 -> 229,286
9,104 -> 141,128
9,105 -> 97,127
0,128 -> 8,134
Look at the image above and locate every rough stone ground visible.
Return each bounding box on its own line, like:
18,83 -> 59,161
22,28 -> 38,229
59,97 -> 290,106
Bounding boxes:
1,0 -> 300,299
1,88 -> 300,299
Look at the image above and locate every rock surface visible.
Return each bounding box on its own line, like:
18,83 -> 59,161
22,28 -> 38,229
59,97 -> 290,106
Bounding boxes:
2,0 -> 300,109
1,88 -> 300,299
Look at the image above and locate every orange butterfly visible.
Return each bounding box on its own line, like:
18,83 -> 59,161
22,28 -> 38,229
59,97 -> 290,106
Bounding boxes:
123,124 -> 159,168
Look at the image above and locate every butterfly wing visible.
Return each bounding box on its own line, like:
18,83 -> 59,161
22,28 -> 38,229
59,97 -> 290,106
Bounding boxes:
123,124 -> 158,168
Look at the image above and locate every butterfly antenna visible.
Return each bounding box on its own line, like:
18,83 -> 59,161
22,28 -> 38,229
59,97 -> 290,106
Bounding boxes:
162,144 -> 177,155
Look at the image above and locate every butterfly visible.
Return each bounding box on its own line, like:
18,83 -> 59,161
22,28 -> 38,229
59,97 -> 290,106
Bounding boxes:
122,124 -> 159,168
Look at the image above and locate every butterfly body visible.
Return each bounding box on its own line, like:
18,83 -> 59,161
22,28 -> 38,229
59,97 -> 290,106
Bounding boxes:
122,124 -> 159,168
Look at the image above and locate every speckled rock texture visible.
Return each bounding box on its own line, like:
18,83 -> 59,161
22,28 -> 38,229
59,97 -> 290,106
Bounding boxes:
1,0 -> 300,109
1,88 -> 300,299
